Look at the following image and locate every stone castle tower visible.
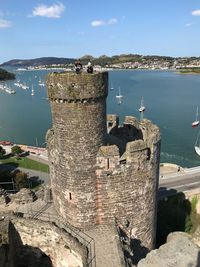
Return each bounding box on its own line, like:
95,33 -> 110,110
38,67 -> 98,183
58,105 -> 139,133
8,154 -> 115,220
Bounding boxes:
46,71 -> 160,252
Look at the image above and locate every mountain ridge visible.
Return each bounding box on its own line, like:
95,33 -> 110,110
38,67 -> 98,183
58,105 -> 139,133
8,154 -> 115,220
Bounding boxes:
1,54 -> 200,68
0,57 -> 76,67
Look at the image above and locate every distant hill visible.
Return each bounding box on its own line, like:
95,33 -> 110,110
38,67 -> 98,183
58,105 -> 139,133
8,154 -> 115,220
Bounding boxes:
1,54 -> 175,67
0,57 -> 76,67
2,54 -> 199,68
80,54 -> 175,66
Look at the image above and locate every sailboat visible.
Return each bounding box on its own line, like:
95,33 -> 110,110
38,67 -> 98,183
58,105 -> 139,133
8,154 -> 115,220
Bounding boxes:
192,106 -> 200,128
31,85 -> 35,96
39,79 -> 45,87
194,129 -> 200,156
138,97 -> 146,121
116,87 -> 123,104
138,97 -> 146,112
110,82 -> 114,91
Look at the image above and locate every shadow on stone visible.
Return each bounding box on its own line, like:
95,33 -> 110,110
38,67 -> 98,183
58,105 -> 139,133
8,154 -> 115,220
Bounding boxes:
8,221 -> 53,267
196,251 -> 200,267
157,192 -> 192,247
129,238 -> 149,265
118,226 -> 149,266
28,175 -> 43,189
108,124 -> 143,156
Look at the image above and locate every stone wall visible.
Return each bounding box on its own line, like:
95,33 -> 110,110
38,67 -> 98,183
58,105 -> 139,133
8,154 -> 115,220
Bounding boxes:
46,72 -> 160,257
47,72 -> 108,228
96,116 -> 160,252
138,232 -> 200,267
8,218 -> 87,267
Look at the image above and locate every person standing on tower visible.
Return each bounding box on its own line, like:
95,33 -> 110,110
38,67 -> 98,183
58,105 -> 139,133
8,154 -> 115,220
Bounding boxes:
74,59 -> 82,74
87,61 -> 93,73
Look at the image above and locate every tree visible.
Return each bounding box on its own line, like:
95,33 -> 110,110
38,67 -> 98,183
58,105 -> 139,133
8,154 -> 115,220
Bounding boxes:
0,68 -> 15,80
13,170 -> 29,189
11,145 -> 22,155
0,146 -> 6,159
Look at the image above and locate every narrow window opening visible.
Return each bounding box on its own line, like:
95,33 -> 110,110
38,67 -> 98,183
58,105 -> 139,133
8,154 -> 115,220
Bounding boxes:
69,192 -> 72,200
120,159 -> 127,165
147,148 -> 151,160
107,158 -> 110,170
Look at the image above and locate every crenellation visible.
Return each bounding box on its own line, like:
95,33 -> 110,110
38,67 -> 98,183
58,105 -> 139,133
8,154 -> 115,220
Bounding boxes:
107,114 -> 119,134
46,71 -> 161,265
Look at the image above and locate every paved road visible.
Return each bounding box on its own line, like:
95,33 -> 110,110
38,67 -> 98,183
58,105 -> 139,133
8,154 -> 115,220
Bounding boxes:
159,169 -> 200,198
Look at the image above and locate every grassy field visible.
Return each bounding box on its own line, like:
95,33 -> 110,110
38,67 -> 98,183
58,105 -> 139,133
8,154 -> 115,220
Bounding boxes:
0,156 -> 49,173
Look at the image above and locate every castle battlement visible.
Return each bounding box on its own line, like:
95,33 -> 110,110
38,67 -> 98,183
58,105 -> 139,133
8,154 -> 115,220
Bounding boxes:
46,71 -> 161,254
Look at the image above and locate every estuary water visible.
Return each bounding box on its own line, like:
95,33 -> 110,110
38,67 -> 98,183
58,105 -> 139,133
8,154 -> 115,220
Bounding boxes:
1,68 -> 200,168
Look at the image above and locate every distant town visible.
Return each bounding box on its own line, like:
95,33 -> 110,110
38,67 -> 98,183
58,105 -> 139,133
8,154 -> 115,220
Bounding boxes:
1,54 -> 200,72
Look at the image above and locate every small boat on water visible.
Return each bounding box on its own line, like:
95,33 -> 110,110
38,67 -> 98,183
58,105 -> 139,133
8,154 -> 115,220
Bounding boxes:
138,97 -> 146,112
0,84 -> 16,94
195,146 -> 200,156
192,106 -> 200,128
110,82 -> 114,91
39,79 -> 45,87
31,86 -> 35,96
138,97 -> 146,121
116,87 -> 123,104
5,88 -> 16,94
194,128 -> 200,156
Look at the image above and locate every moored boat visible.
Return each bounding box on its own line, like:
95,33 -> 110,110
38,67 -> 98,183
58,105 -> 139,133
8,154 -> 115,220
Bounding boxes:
138,97 -> 146,112
116,87 -> 123,104
192,106 -> 200,128
31,85 -> 35,96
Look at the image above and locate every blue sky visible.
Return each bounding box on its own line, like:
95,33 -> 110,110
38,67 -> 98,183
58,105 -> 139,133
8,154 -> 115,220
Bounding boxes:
0,0 -> 200,63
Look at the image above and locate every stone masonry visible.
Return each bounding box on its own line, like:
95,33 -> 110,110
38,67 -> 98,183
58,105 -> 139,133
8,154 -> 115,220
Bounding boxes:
46,72 -> 108,229
0,218 -> 87,267
46,71 -> 161,264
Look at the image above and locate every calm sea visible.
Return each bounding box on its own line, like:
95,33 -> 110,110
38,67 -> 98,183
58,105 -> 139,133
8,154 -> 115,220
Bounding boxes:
1,68 -> 200,168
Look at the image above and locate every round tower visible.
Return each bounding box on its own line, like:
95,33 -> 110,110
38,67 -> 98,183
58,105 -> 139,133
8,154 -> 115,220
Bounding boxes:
46,72 -> 108,228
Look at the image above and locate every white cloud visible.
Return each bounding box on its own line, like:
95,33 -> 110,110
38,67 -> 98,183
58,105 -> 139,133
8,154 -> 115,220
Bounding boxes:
185,23 -> 192,27
32,2 -> 65,18
0,19 -> 11,28
91,18 -> 118,27
91,20 -> 105,27
108,18 -> 117,25
192,9 -> 200,16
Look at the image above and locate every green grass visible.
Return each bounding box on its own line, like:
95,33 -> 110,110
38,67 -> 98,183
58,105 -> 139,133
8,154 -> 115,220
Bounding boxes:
0,156 -> 49,173
179,68 -> 200,74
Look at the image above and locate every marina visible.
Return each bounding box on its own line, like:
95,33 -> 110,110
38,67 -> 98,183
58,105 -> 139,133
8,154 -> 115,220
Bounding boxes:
0,84 -> 16,94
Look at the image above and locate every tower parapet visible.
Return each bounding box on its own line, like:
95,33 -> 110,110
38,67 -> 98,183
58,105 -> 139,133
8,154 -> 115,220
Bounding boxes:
47,71 -> 107,102
96,115 -> 160,251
